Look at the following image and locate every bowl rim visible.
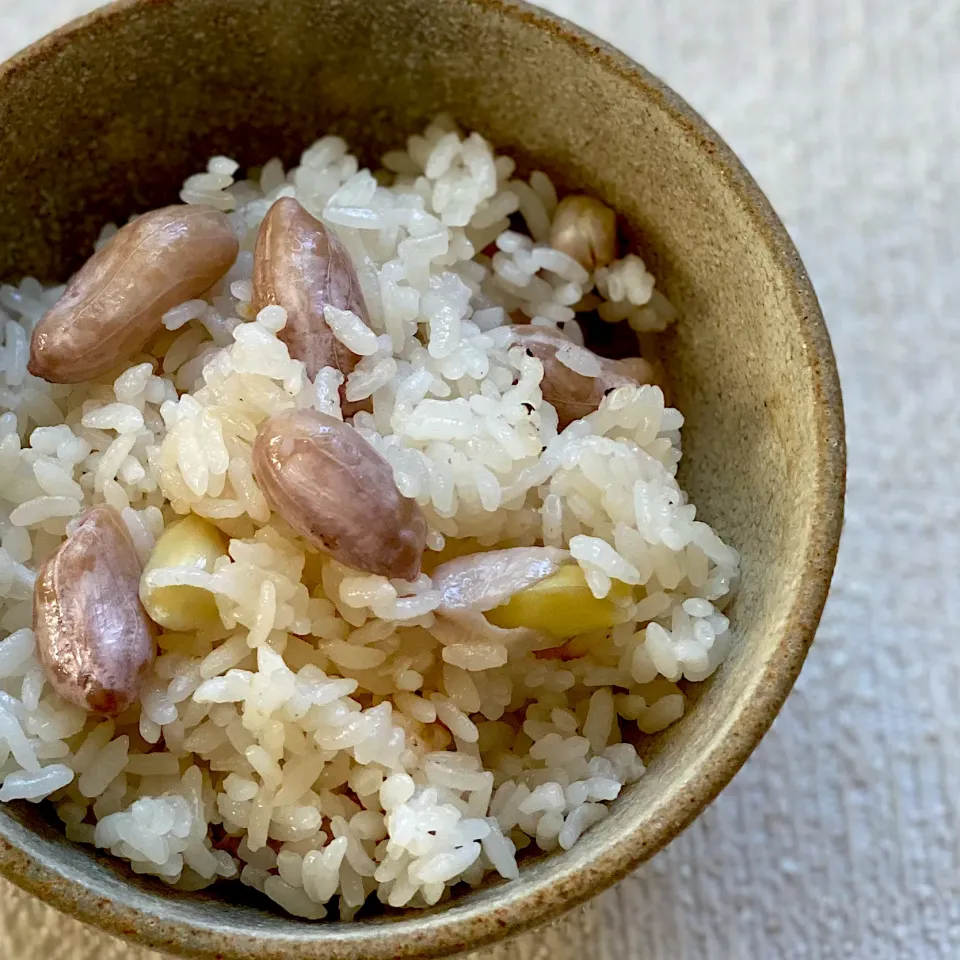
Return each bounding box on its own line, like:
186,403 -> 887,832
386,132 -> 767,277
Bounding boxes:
0,0 -> 846,956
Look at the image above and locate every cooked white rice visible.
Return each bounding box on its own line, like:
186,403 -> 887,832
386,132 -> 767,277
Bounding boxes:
0,115 -> 738,919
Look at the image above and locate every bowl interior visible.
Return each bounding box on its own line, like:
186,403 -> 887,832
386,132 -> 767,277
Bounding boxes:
0,1 -> 843,957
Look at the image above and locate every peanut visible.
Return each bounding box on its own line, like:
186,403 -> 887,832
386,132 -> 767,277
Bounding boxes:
252,408 -> 426,580
253,198 -> 372,413
486,562 -> 633,638
505,325 -> 660,428
33,506 -> 155,716
431,547 -> 570,614
139,515 -> 227,632
549,195 -> 617,272
28,205 -> 237,384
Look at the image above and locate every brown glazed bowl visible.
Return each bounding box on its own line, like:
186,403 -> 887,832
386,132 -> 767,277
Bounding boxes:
0,0 -> 845,956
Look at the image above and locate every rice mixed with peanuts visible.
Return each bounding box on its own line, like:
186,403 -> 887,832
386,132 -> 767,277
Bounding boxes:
0,117 -> 738,919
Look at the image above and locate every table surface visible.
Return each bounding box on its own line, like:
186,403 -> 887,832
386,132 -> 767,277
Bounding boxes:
1,0 -> 957,957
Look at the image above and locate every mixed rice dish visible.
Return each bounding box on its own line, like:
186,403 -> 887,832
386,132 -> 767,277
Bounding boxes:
0,117 -> 738,919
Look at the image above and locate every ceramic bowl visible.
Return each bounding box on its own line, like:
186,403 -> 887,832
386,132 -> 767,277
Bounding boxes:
0,1 -> 844,956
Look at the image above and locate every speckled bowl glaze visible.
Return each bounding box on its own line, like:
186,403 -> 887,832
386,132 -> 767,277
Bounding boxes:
0,0 -> 845,956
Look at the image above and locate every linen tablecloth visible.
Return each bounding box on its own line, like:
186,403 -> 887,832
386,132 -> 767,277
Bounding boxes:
0,1 -> 957,957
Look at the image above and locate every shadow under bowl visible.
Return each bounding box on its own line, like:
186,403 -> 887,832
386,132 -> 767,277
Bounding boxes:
0,0 -> 845,957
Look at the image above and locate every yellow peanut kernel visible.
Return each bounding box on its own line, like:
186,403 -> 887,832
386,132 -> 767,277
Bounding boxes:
140,515 -> 227,631
485,564 -> 633,639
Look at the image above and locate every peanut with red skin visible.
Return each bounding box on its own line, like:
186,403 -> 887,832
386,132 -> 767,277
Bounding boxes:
33,506 -> 156,716
549,195 -> 617,272
253,197 -> 373,416
29,205 -> 237,383
505,325 -> 661,428
252,408 -> 426,580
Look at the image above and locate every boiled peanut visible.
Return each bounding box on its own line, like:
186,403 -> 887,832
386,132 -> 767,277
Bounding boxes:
549,195 -> 617,272
33,506 -> 156,716
252,408 -> 426,580
139,515 -> 227,632
486,562 -> 633,638
253,198 -> 372,394
431,547 -> 570,614
28,205 -> 237,383
505,325 -> 660,428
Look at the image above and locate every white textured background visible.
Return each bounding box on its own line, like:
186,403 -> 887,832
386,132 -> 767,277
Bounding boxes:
1,0 -> 958,957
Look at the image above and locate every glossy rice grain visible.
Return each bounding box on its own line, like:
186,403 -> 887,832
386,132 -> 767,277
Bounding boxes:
252,408 -> 426,580
32,506 -> 156,716
28,205 -> 238,383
